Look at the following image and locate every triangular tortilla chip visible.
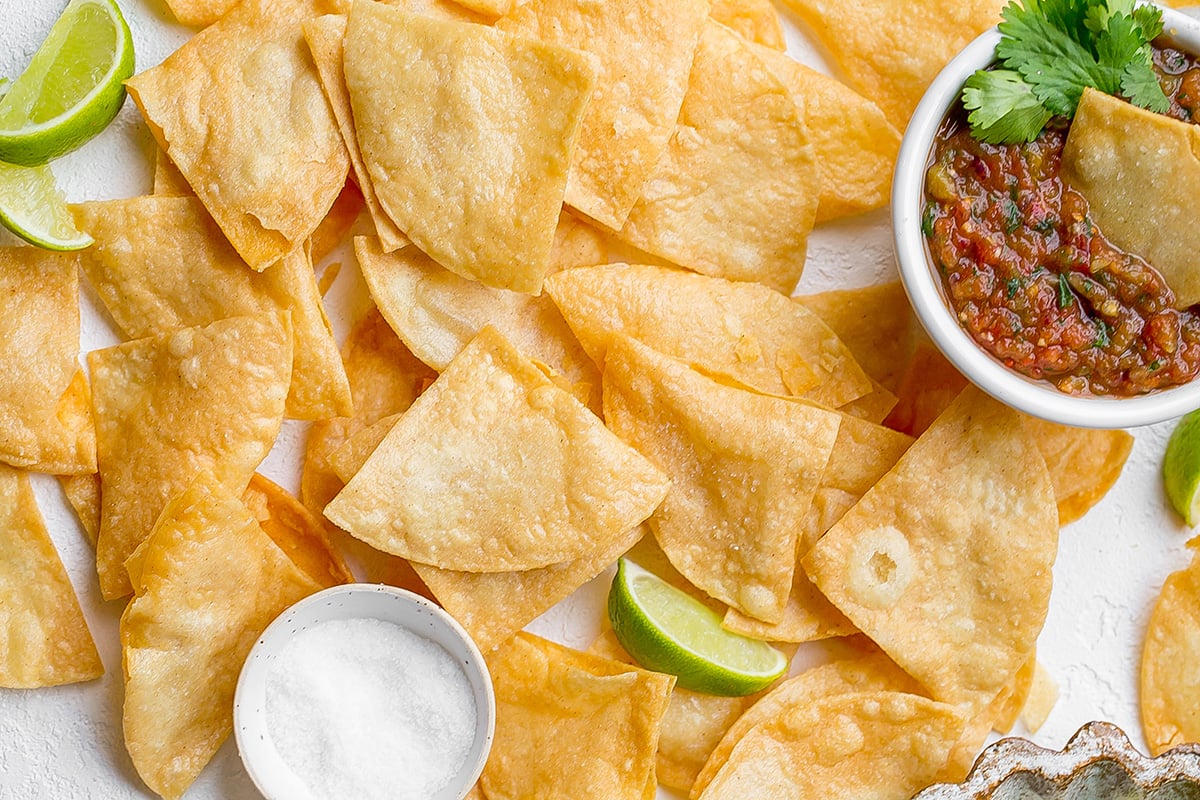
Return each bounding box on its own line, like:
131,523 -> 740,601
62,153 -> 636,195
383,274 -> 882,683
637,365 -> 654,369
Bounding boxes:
241,473 -> 353,588
152,148 -> 191,197
89,314 -> 293,599
603,336 -> 841,623
711,0 -> 786,50
796,282 -> 913,393
74,196 -> 351,420
1142,542 -> 1200,755
126,0 -> 351,270
309,180 -> 365,264
325,326 -> 669,572
495,0 -> 708,230
58,472 -> 101,550
803,387 -> 1058,712
1022,417 -> 1133,526
121,472 -> 322,800
613,22 -> 818,294
0,464 -> 102,688
162,0 -> 238,27
344,3 -> 596,293
545,263 -> 873,408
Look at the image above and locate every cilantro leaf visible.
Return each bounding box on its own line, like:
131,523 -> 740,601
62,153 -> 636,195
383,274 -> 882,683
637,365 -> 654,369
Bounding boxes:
962,69 -> 1055,143
996,1 -> 1104,116
1123,59 -> 1170,112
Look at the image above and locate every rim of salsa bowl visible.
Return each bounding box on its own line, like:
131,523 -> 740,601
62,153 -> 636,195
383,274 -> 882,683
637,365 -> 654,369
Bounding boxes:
892,6 -> 1200,430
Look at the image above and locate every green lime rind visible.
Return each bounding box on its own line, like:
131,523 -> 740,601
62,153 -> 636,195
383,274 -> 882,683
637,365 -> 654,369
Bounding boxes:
0,0 -> 135,166
1164,410 -> 1200,527
608,558 -> 787,697
0,161 -> 93,250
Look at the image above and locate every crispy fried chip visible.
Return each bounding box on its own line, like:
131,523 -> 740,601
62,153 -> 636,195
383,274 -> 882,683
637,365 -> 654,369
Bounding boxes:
309,181 -> 365,264
1141,542 -> 1200,755
711,0 -> 785,50
162,0 -> 238,27
74,196 -> 351,420
121,473 -> 322,800
241,473 -> 352,588
89,314 -> 292,599
603,337 -> 841,622
344,3 -> 596,293
804,387 -> 1058,712
698,691 -> 967,800
126,0 -> 351,270
614,22 -> 818,294
152,148 -> 191,197
356,236 -> 601,411
884,339 -> 968,436
496,0 -> 708,230
0,464 -> 102,688
775,0 -> 1005,126
59,472 -> 101,549
325,327 -> 669,572
838,379 -> 900,425
1020,661 -> 1058,733
1022,417 -> 1133,526
796,282 -> 913,392
483,632 -> 674,800
545,264 -> 873,408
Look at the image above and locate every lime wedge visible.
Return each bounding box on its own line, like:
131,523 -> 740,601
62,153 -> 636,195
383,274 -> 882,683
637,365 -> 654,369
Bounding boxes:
0,162 -> 93,250
0,0 -> 135,166
1165,409 -> 1200,526
608,558 -> 788,696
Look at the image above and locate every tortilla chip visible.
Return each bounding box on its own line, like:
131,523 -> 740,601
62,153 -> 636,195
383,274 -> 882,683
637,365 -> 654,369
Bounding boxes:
795,282 -> 913,392
355,236 -> 601,410
125,0 -> 351,270
603,336 -> 841,622
804,387 -> 1058,712
309,180 -> 364,264
34,369 -> 98,477
988,651 -> 1037,735
325,326 -> 669,572
496,0 -> 708,230
1063,88 -> 1200,309
482,632 -> 674,800
1023,417 -> 1133,526
89,314 -> 292,599
58,472 -> 101,549
614,22 -> 818,294
775,0 -> 1004,126
545,263 -> 873,408
74,196 -> 351,420
1141,542 -> 1200,755
884,338 -> 968,436
699,691 -> 967,800
838,379 -> 900,425
548,209 -> 610,272
152,148 -> 191,197
344,3 -> 596,293
121,472 -> 322,800
1020,661 -> 1058,733
162,0 -> 238,27
241,473 -> 353,588
0,464 -> 102,688
711,0 -> 785,50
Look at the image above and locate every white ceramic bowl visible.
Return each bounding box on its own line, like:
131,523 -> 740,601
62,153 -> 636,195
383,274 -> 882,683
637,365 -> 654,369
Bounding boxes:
893,7 -> 1200,428
234,583 -> 495,800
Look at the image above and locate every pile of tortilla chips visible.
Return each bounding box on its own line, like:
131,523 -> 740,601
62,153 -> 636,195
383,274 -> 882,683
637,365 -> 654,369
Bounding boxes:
0,0 -> 1144,797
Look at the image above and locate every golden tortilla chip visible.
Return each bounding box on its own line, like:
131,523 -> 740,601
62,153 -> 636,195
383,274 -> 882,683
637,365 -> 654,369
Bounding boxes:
614,22 -> 818,294
1141,542 -> 1200,755
0,464 -> 102,688
796,282 -> 913,392
344,3 -> 596,293
152,148 -> 191,197
988,651 -> 1037,735
548,209 -> 610,272
496,0 -> 708,230
1020,661 -> 1058,733
884,338 -> 968,436
162,0 -> 237,27
1064,88 -> 1200,309
355,236 -> 601,411
1023,417 -> 1133,526
483,632 -> 674,800
698,691 -> 967,800
89,314 -> 293,599
711,0 -> 785,50
122,472 -> 322,800
603,336 -> 841,622
126,0 -> 351,270
325,327 -> 669,572
309,180 -> 364,264
545,263 -> 873,408
58,472 -> 101,549
775,0 -> 1004,126
241,473 -> 352,588
74,196 -> 351,420
804,387 -> 1058,712
837,379 -> 900,425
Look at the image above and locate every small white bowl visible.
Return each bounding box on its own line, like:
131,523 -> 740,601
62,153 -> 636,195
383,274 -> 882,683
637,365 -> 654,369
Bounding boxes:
893,7 -> 1200,428
234,583 -> 495,800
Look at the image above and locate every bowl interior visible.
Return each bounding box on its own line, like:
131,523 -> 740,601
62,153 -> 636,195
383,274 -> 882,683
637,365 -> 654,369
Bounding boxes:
234,583 -> 495,800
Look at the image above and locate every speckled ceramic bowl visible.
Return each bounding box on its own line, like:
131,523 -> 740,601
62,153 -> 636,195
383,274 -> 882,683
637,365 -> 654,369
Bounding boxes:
913,721 -> 1200,799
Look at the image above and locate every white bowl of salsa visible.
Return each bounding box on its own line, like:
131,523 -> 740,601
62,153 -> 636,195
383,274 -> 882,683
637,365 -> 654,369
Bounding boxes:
893,6 -> 1200,428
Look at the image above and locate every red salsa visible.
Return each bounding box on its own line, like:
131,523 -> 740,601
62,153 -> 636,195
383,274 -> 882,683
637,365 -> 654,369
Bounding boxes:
923,44 -> 1200,396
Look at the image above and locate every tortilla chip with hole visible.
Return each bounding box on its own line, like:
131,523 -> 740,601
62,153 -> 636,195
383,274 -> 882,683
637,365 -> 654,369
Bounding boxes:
242,473 -> 352,588
614,22 -> 818,294
59,472 -> 101,550
774,0 -> 1004,127
496,0 -> 708,230
0,464 -> 102,688
344,3 -> 596,294
1141,541 -> 1200,755
1022,417 -> 1133,526
122,472 -> 322,800
796,282 -> 913,392
125,0 -> 351,270
325,326 -> 669,572
803,387 -> 1058,712
483,632 -> 674,800
74,196 -> 351,420
603,336 -> 841,623
711,0 -> 785,50
89,314 -> 292,599
355,236 -> 601,411
545,263 -> 873,408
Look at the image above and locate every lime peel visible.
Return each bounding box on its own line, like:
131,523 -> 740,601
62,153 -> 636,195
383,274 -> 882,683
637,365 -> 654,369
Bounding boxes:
1164,409 -> 1200,527
0,162 -> 93,250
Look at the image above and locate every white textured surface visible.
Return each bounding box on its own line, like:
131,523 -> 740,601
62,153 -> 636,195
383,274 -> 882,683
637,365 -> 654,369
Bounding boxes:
0,1 -> 1193,799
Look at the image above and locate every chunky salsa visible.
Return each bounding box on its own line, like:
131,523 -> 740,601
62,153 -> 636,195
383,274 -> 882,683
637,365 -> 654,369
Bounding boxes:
923,45 -> 1200,396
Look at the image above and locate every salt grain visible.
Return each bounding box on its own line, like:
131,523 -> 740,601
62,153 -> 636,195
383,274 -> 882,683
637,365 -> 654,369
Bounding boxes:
264,617 -> 477,800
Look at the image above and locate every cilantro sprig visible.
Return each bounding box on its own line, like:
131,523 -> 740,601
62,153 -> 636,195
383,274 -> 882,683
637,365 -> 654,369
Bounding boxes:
962,0 -> 1170,144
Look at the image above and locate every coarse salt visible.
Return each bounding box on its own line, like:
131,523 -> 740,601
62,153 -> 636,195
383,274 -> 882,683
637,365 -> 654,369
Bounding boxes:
264,617 -> 478,800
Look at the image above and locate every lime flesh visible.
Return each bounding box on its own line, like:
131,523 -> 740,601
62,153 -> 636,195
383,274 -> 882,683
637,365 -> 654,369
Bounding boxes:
1164,409 -> 1200,527
608,558 -> 788,696
0,161 -> 93,250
